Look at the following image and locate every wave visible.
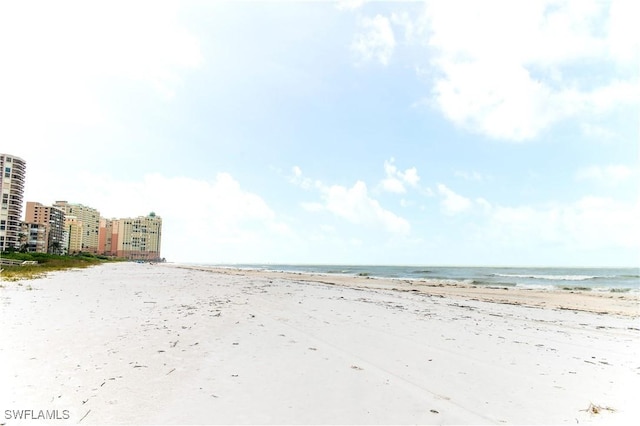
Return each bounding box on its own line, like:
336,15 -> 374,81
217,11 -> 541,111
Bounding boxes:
514,283 -> 558,291
493,273 -> 597,281
609,287 -> 632,293
560,286 -> 592,291
471,280 -> 516,287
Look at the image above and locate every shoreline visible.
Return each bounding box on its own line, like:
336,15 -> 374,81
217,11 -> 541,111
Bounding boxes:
185,263 -> 640,291
1,262 -> 639,424
173,264 -> 640,318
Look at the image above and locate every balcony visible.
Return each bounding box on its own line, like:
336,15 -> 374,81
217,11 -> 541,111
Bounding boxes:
9,186 -> 23,192
10,161 -> 25,168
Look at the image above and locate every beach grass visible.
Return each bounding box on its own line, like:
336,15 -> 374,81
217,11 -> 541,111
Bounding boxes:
0,252 -> 121,281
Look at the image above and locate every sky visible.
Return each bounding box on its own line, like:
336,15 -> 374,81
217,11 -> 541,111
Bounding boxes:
1,0 -> 638,266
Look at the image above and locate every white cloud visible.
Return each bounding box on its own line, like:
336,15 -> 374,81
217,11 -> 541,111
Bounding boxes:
454,170 -> 487,181
416,0 -> 640,141
400,167 -> 420,187
379,158 -> 421,193
391,11 -> 426,43
322,181 -> 410,234
437,184 -> 472,215
380,177 -> 406,194
289,166 -> 318,190
52,172 -> 293,263
351,14 -> 396,65
575,164 -> 636,185
432,59 -> 558,140
428,183 -> 639,262
484,197 -> 640,250
607,0 -> 640,63
0,1 -> 202,138
337,0 -> 367,11
567,196 -> 639,249
293,167 -> 410,235
381,159 -> 405,193
580,123 -> 618,141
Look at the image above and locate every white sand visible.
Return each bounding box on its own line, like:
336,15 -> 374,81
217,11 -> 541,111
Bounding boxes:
1,262 -> 639,424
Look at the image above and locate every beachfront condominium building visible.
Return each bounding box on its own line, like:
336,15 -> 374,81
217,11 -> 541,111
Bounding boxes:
0,153 -> 26,252
22,222 -> 48,253
65,216 -> 83,254
100,212 -> 162,260
98,217 -> 113,254
24,202 -> 66,254
53,201 -> 100,254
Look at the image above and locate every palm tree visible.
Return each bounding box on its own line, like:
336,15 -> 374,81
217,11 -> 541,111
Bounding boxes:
50,241 -> 62,255
17,231 -> 28,252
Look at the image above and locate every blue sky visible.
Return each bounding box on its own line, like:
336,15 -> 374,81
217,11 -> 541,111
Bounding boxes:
1,0 -> 638,266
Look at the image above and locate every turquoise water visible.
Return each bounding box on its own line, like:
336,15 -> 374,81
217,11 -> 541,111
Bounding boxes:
206,264 -> 640,293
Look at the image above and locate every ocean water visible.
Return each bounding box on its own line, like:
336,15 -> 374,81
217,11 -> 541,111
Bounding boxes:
209,264 -> 640,293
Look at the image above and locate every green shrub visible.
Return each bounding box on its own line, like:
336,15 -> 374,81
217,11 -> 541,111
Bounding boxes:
0,252 -> 123,281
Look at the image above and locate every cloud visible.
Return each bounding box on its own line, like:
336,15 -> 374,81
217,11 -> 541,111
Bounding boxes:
391,11 -> 425,43
0,1 -> 202,138
428,189 -> 638,262
379,158 -> 421,193
432,59 -> 557,140
484,197 -> 640,250
293,167 -> 410,235
351,14 -> 396,65
428,181 -> 638,262
575,164 -> 636,185
321,181 -> 410,234
437,184 -> 472,215
51,172 -> 292,263
400,167 -> 420,186
607,0 -> 640,63
454,170 -> 488,181
380,177 -> 406,194
580,123 -> 618,141
337,0 -> 367,11
415,0 -> 640,141
289,166 -> 318,190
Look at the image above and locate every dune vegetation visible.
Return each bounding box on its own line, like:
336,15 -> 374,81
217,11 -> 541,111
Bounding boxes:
0,252 -> 120,282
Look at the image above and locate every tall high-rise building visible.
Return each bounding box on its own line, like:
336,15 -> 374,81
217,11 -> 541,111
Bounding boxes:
64,216 -> 83,254
0,154 -> 26,251
101,212 -> 162,260
22,222 -> 48,253
24,201 -> 66,254
98,217 -> 114,254
53,201 -> 100,253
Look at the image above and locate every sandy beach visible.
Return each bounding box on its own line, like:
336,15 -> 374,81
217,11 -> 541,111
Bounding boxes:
1,262 -> 639,424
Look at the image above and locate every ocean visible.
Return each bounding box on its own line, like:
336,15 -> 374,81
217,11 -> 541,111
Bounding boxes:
207,264 -> 640,293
